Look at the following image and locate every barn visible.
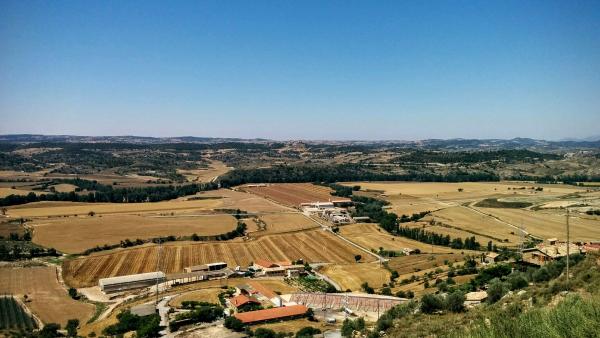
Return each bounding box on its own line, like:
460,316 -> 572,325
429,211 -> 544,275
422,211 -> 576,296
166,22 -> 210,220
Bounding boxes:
99,272 -> 166,293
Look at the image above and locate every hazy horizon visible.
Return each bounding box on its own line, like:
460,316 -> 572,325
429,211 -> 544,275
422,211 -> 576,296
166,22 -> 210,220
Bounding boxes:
2,1 -> 599,140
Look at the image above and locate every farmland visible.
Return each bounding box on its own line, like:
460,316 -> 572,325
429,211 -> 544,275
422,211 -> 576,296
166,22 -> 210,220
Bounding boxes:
31,214 -> 238,254
177,160 -> 231,182
63,229 -> 364,287
321,263 -> 390,291
339,223 -> 462,254
424,206 -> 523,245
248,213 -> 320,236
0,266 -> 95,326
242,183 -> 348,207
0,296 -> 38,331
0,220 -> 25,238
473,206 -> 600,241
5,188 -> 289,218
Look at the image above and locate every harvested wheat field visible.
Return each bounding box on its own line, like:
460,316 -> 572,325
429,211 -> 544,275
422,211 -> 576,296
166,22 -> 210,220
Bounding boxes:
63,229 -> 364,287
339,223 -> 461,254
344,181 -> 583,203
31,214 -> 238,254
425,206 -> 522,245
195,189 -> 293,213
0,187 -> 35,197
383,194 -> 446,215
0,266 -> 95,326
321,263 -> 390,291
248,213 -> 320,236
473,207 -> 600,241
0,220 -> 25,237
242,183 -> 349,207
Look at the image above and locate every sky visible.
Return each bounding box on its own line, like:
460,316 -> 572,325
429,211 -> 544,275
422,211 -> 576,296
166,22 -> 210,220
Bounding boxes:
1,1 -> 599,141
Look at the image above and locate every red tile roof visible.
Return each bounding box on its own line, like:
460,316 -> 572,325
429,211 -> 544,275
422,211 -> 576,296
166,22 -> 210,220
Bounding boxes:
234,305 -> 308,324
230,294 -> 260,308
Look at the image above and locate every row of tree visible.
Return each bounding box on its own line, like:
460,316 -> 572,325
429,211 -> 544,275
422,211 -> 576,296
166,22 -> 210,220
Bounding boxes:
0,179 -> 218,207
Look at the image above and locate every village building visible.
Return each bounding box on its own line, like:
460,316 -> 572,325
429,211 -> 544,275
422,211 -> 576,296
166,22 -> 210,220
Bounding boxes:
522,241 -> 580,266
252,259 -> 305,277
485,252 -> 500,264
233,305 -> 309,324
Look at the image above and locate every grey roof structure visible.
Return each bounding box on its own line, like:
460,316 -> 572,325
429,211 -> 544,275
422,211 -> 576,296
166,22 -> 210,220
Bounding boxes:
99,271 -> 165,288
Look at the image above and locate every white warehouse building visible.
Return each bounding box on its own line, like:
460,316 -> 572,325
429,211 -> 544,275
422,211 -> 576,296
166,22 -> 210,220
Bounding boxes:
99,271 -> 166,293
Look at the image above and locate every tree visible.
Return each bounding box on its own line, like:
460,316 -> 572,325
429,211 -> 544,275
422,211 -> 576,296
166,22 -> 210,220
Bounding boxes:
39,323 -> 61,338
341,319 -> 354,337
361,282 -> 374,294
136,315 -> 160,338
66,319 -> 79,337
68,287 -> 78,299
487,278 -> 508,303
224,317 -> 245,332
354,254 -> 362,263
487,241 -> 493,252
380,287 -> 392,296
88,211 -> 96,216
191,233 -> 200,241
296,327 -> 321,338
420,294 -> 444,314
1,208 -> 6,215
254,328 -> 277,338
445,291 -> 465,313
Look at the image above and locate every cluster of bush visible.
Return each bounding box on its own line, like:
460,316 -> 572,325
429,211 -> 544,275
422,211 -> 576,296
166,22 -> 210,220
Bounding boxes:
169,302 -> 224,331
103,311 -> 160,337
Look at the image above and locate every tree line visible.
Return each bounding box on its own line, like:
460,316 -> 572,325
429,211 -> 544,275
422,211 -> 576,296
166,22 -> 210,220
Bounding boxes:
217,164 -> 500,187
0,179 -> 218,207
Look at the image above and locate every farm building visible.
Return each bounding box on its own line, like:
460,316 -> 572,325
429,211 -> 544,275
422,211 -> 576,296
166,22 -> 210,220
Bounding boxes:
236,281 -> 283,307
252,259 -> 305,277
184,262 -> 227,273
485,252 -> 500,264
99,272 -> 166,293
522,242 -> 580,266
233,305 -> 309,324
229,294 -> 261,311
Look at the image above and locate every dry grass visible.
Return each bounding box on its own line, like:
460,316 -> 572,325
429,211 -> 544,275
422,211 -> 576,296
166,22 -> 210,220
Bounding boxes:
49,183 -> 77,193
177,160 -> 231,182
62,229 -> 365,287
6,188 -> 290,218
321,263 -> 391,291
339,223 -> 462,254
249,213 -> 320,236
473,207 -> 600,241
0,266 -> 95,326
0,220 -> 25,237
425,206 -> 522,245
31,214 -> 238,254
168,288 -> 222,307
344,182 -> 584,200
385,253 -> 467,276
0,187 -> 34,197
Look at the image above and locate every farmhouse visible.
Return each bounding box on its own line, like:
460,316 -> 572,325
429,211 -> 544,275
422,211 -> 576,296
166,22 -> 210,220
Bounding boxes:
99,272 -> 165,293
233,305 -> 309,324
485,252 -> 500,264
522,242 -> 580,266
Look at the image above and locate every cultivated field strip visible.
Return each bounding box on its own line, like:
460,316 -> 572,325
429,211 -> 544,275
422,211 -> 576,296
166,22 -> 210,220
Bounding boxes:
243,183 -> 344,207
63,230 -> 363,287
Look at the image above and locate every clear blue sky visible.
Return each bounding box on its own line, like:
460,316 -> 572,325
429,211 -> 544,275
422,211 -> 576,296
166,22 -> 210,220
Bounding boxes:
1,0 -> 599,140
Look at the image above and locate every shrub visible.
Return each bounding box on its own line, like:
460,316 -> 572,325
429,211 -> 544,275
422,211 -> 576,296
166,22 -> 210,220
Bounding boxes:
445,291 -> 465,313
420,294 -> 444,314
